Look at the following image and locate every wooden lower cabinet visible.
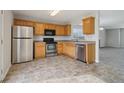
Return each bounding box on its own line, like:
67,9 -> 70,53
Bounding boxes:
34,42 -> 46,59
63,42 -> 76,58
57,42 -> 63,55
33,41 -> 95,64
85,44 -> 95,64
62,42 -> 95,64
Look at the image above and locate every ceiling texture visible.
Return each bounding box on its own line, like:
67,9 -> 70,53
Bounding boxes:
13,10 -> 96,25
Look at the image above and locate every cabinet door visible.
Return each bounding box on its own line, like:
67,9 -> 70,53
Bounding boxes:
65,42 -> 76,58
48,24 -> 56,30
62,43 -> 67,54
64,25 -> 71,35
57,42 -> 63,54
14,19 -> 34,27
86,44 -> 95,64
69,46 -> 76,58
83,17 -> 94,34
35,42 -> 45,59
56,25 -> 65,36
34,23 -> 44,35
14,20 -> 24,26
44,24 -> 56,30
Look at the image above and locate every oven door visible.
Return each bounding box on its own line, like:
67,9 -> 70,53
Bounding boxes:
46,44 -> 56,53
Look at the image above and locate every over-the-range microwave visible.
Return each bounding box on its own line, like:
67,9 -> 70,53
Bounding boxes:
44,29 -> 56,36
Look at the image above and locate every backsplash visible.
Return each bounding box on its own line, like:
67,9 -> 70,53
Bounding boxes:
33,35 -> 96,41
33,36 -> 72,41
84,34 -> 96,41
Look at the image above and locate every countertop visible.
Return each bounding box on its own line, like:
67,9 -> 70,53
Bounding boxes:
33,40 -> 95,45
56,40 -> 95,44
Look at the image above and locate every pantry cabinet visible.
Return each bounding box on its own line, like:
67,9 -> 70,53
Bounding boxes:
34,42 -> 46,59
34,23 -> 44,35
83,17 -> 95,34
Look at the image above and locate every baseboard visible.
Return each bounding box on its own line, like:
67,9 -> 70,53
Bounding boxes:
1,63 -> 11,82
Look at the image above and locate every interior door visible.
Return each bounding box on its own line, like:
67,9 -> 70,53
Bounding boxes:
0,11 -> 3,81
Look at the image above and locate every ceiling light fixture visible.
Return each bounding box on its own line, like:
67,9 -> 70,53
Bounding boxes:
50,10 -> 61,16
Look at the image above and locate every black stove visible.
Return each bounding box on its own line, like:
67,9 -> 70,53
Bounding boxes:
43,38 -> 57,57
43,38 -> 57,44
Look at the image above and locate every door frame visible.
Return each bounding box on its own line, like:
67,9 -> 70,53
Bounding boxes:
0,10 -> 3,81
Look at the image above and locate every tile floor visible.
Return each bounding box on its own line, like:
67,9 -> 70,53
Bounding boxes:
3,48 -> 124,83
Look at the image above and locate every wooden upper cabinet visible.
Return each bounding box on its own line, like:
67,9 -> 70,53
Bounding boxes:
44,24 -> 56,30
14,19 -> 35,27
14,19 -> 71,36
34,23 -> 44,35
83,17 -> 95,35
56,25 -> 65,36
64,25 -> 71,35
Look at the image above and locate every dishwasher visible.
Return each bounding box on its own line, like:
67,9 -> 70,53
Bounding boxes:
76,44 -> 86,63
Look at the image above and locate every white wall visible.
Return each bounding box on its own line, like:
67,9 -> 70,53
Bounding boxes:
0,10 -> 3,81
120,28 -> 124,47
1,10 -> 13,80
99,29 -> 106,47
106,29 -> 120,47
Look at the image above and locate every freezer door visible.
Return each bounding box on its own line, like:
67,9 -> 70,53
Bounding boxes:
12,39 -> 33,63
13,26 -> 33,38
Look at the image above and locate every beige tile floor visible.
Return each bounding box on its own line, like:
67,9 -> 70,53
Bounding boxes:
3,56 -> 103,83
3,48 -> 124,83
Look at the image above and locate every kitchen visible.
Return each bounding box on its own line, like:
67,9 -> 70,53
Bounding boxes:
0,10 -> 99,82
13,16 -> 95,63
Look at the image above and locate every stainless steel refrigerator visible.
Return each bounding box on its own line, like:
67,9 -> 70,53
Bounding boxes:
12,26 -> 33,64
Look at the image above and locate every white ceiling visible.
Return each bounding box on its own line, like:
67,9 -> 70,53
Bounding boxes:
13,10 -> 96,25
100,10 -> 124,27
13,10 -> 124,27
